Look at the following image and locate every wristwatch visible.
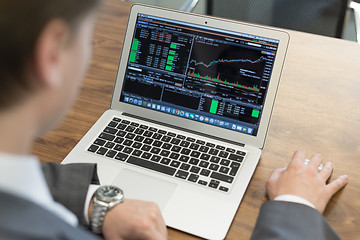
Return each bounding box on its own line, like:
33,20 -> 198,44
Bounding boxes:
90,185 -> 124,234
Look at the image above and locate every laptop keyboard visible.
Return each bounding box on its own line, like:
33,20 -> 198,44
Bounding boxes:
87,117 -> 246,193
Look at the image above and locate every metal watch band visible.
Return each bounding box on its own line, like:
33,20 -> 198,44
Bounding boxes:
90,201 -> 108,234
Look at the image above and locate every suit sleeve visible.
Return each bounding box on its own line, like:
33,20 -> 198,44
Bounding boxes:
250,201 -> 341,240
41,162 -> 100,226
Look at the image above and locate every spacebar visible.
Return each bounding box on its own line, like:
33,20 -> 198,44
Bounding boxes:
127,156 -> 176,176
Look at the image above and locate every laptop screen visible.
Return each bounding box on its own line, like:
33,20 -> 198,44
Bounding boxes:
119,13 -> 280,137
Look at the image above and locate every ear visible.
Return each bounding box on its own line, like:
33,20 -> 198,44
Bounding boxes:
33,19 -> 69,88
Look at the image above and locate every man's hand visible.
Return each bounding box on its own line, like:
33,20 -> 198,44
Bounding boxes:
266,150 -> 348,213
90,199 -> 167,240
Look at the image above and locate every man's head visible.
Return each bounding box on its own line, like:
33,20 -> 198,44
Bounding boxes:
0,0 -> 101,136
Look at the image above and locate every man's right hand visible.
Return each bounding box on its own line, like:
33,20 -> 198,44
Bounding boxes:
266,150 -> 348,213
102,199 -> 167,240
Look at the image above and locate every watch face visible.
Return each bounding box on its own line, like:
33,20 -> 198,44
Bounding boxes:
96,185 -> 123,202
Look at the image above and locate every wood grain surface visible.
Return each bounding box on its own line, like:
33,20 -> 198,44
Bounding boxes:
31,0 -> 360,239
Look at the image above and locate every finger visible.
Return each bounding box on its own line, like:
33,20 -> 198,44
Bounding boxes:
288,150 -> 306,169
268,168 -> 285,183
325,175 -> 348,198
308,153 -> 323,171
319,162 -> 333,181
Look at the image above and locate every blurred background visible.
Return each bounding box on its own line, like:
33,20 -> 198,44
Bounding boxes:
125,0 -> 360,43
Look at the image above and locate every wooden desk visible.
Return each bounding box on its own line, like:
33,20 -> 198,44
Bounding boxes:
32,0 -> 360,239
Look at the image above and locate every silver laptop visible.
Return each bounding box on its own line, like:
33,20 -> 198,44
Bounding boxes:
63,4 -> 289,240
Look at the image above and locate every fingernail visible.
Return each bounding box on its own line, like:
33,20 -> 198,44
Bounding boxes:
341,175 -> 348,180
326,162 -> 332,166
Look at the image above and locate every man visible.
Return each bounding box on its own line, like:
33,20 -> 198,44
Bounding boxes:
0,1 -> 348,240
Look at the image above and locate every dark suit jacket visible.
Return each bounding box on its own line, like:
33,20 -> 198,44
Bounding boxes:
251,201 -> 341,240
0,162 -> 101,240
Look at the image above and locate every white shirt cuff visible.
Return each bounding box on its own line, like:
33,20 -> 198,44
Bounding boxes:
274,194 -> 316,209
84,184 -> 99,225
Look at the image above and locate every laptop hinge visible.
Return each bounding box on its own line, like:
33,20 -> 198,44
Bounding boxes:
122,113 -> 246,148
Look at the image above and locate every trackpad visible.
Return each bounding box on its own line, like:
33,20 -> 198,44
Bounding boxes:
112,168 -> 177,210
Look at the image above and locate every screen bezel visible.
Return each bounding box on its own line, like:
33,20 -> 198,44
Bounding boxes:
111,4 -> 289,149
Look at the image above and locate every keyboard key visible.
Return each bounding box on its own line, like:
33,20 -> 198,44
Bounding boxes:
190,166 -> 200,174
230,162 -> 241,168
121,120 -> 130,124
99,133 -> 115,141
130,122 -> 139,127
236,150 -> 246,156
123,139 -> 133,146
106,150 -> 117,158
226,148 -> 236,153
160,150 -> 170,157
134,128 -> 144,135
167,132 -> 176,137
219,186 -> 229,192
196,140 -> 205,145
200,153 -> 210,161
160,158 -> 171,165
169,152 -> 180,160
200,169 -> 210,177
143,138 -> 153,145
171,146 -> 181,152
190,143 -> 200,150
125,126 -> 136,132
152,133 -> 162,140
209,148 -> 219,155
219,166 -> 230,174
141,145 -> 151,152
179,155 -> 189,162
143,131 -> 153,137
175,170 -> 189,179
104,127 -> 117,135
114,137 -> 124,144
158,130 -> 167,135
177,134 -> 186,140
88,145 -> 99,153
149,127 -> 158,132
198,180 -> 208,186
150,147 -> 161,154
116,131 -> 126,137
96,147 -> 107,155
151,155 -> 161,162
190,151 -> 200,158
180,141 -> 190,147
209,180 -> 220,189
132,142 -> 142,149
180,148 -> 190,155
112,117 -> 121,122
199,146 -> 209,153
186,137 -> 196,142
94,138 -> 106,146
219,151 -> 229,158
188,174 -> 199,182
229,154 -> 244,162
134,135 -> 144,142
153,140 -> 162,147
205,142 -> 215,148
114,144 -> 124,151
116,124 -> 126,130
141,152 -> 152,159
189,158 -> 199,165
170,138 -> 181,145
125,133 -> 135,139
229,166 -> 240,176
127,156 -> 176,176
220,159 -> 230,166
216,145 -> 225,150
108,121 -> 118,127
161,136 -> 171,142
210,156 -> 220,163
115,152 -> 128,161
133,149 -> 142,157
123,147 -> 133,154
210,172 -> 234,183
199,161 -> 209,168
139,124 -> 148,129
180,163 -> 190,171
162,143 -> 172,150
105,142 -> 115,149
209,163 -> 219,171
170,160 -> 181,168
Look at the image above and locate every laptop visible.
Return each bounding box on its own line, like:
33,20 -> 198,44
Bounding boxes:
62,4 -> 289,240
